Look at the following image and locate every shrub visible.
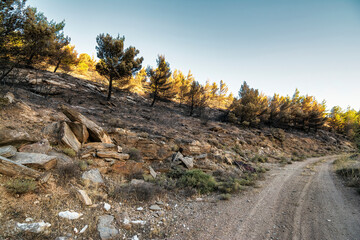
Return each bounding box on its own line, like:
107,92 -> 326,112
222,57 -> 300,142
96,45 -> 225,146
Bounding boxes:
62,148 -> 76,157
167,167 -> 186,179
178,169 -> 217,194
56,163 -> 81,184
128,148 -> 142,161
217,178 -> 242,193
110,182 -> 162,202
219,193 -> 231,200
78,160 -> 88,171
5,178 -> 37,195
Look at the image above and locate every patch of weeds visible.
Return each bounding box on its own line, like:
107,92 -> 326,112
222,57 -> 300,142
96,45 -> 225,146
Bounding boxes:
127,148 -> 143,161
78,160 -> 88,171
5,178 -> 37,195
219,193 -> 231,200
127,170 -> 144,180
334,156 -> 360,192
153,174 -> 177,190
217,178 -> 242,193
178,169 -> 217,194
108,118 -> 127,128
109,182 -> 162,202
167,167 -> 186,179
251,155 -> 268,163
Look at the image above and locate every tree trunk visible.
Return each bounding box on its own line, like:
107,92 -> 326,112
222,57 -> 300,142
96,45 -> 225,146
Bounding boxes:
54,59 -> 61,73
151,87 -> 157,107
27,53 -> 35,66
0,65 -> 15,83
107,76 -> 113,101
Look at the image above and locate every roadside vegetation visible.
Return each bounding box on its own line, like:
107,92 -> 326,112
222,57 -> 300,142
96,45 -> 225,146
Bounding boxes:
334,154 -> 360,193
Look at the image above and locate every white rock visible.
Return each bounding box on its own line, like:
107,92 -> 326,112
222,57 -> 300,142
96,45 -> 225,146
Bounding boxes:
58,211 -> 83,220
16,221 -> 51,233
131,235 -> 139,240
74,227 -> 78,233
131,220 -> 146,225
25,217 -> 33,222
79,225 -> 88,234
104,203 -> 111,211
136,207 -> 144,211
123,218 -> 130,225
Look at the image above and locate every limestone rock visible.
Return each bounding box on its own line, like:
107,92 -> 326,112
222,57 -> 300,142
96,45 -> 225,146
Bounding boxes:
60,122 -> 81,152
0,145 -> 17,158
76,189 -> 92,206
0,127 -> 34,146
58,211 -> 83,220
67,122 -> 89,144
172,152 -> 194,169
0,155 -> 40,178
97,151 -> 129,160
149,205 -> 161,211
61,105 -> 112,143
97,215 -> 119,240
82,169 -> 104,184
12,152 -> 57,170
4,92 -> 15,103
47,151 -> 73,166
18,139 -> 52,154
149,166 -> 157,178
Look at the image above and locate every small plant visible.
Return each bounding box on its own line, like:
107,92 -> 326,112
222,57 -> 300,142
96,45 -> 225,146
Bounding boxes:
62,148 -> 76,157
78,160 -> 88,171
110,182 -> 162,202
217,178 -> 242,193
251,155 -> 268,163
178,169 -> 217,194
219,193 -> 231,200
5,178 -> 37,195
56,162 -> 81,184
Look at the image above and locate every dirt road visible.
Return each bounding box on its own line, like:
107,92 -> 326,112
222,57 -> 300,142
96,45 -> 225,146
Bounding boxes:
169,156 -> 360,240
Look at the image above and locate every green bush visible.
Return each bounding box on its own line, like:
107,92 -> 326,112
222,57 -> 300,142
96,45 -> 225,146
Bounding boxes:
62,148 -> 76,157
219,193 -> 231,200
217,178 -> 242,193
5,178 -> 37,194
178,169 -> 216,194
128,148 -> 142,161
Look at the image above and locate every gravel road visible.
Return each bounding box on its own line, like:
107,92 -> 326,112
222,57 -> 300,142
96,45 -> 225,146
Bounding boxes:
169,156 -> 360,240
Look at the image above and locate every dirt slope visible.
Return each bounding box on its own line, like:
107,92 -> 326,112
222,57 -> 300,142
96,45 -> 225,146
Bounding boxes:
169,156 -> 360,240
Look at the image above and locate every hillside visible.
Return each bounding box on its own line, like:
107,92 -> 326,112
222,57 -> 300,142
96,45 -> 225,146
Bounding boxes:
0,68 -> 355,239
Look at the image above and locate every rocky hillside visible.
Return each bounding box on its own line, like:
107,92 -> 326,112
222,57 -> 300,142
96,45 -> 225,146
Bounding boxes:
0,68 -> 354,240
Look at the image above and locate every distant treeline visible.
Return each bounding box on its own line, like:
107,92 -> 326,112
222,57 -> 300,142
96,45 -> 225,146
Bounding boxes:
1,1 -> 359,149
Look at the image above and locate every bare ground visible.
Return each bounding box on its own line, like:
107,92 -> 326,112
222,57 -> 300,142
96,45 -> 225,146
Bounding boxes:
168,156 -> 360,240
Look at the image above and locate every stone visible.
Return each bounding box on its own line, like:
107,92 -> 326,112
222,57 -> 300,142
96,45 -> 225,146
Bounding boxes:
111,161 -> 143,176
104,203 -> 111,211
60,122 -> 81,152
136,207 -> 144,211
131,220 -> 146,225
67,122 -> 89,144
97,215 -> 119,240
97,151 -> 130,160
149,166 -> 157,178
12,152 -> 57,170
149,205 -> 161,211
79,225 -> 88,234
76,189 -> 92,206
4,92 -> 15,103
0,145 -> 17,158
182,157 -> 194,169
0,127 -> 34,146
83,142 -> 116,150
61,105 -> 112,143
58,211 -> 83,220
130,179 -> 145,185
117,146 -> 123,153
47,151 -> 73,166
82,169 -> 104,184
135,138 -> 159,160
18,139 -> 52,154
0,155 -> 40,178
16,221 -> 51,233
195,153 -> 207,160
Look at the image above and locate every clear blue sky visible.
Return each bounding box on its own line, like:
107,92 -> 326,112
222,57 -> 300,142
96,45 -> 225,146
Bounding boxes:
27,0 -> 360,111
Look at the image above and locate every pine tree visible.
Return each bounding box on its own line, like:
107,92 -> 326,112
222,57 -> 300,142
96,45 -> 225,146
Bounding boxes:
95,33 -> 143,101
146,55 -> 172,107
218,80 -> 228,108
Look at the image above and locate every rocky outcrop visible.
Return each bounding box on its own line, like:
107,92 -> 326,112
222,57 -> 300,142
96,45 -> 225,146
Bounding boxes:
0,145 -> 17,158
97,151 -> 130,160
12,152 -> 57,170
0,127 -> 35,146
111,161 -> 143,175
18,139 -> 52,154
61,105 -> 112,143
67,122 -> 89,144
0,155 -> 40,178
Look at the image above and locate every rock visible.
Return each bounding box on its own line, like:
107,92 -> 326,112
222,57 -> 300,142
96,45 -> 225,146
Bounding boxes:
67,122 -> 89,144
18,139 -> 52,154
76,189 -> 92,206
0,155 -> 40,178
0,145 -> 17,158
111,161 -> 143,176
117,146 -> 122,153
131,220 -> 146,225
130,179 -> 145,185
58,211 -> 83,220
4,92 -> 15,103
79,225 -> 88,234
42,122 -> 61,138
61,105 -> 112,143
16,221 -> 51,233
82,169 -> 104,184
0,127 -> 34,146
97,215 -> 119,240
135,138 -> 160,160
83,142 -> 116,151
132,235 -> 139,240
48,151 -> 73,166
104,203 -> 111,211
97,151 -> 130,160
149,205 -> 161,211
195,153 -> 207,160
136,207 -> 144,211
149,166 -> 157,178
60,122 -> 81,152
12,152 -> 57,170
172,152 -> 193,169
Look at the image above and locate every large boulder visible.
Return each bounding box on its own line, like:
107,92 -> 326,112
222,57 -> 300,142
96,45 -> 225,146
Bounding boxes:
67,122 -> 89,144
111,161 -> 143,175
61,105 -> 112,143
82,169 -> 104,184
97,151 -> 129,160
11,152 -> 57,170
60,122 -> 81,152
0,156 -> 40,178
0,127 -> 35,146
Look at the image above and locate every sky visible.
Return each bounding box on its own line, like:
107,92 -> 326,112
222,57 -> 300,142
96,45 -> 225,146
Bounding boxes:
27,0 -> 360,111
